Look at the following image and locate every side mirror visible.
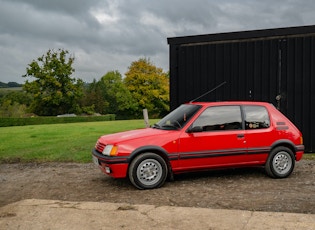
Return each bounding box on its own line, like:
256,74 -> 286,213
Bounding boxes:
187,126 -> 203,133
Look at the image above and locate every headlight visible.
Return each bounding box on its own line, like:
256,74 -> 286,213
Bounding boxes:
102,145 -> 118,156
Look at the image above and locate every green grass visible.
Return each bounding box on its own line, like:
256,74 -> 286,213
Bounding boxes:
303,153 -> 315,160
0,120 -> 158,163
1,120 -> 314,163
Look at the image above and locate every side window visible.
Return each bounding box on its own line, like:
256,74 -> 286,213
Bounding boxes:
191,106 -> 242,131
243,105 -> 270,129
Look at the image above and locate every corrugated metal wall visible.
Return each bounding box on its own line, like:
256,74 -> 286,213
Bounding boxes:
168,26 -> 315,152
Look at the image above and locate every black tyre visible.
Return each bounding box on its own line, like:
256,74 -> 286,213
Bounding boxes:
128,153 -> 168,189
265,146 -> 295,178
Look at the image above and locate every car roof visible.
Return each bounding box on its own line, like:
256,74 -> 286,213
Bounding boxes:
186,101 -> 272,107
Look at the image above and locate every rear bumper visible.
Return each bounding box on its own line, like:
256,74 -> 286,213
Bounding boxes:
295,145 -> 305,161
92,149 -> 129,178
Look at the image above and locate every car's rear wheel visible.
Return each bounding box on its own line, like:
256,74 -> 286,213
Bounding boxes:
265,146 -> 295,178
128,153 -> 168,189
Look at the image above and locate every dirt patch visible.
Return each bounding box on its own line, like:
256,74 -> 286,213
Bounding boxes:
1,160 -> 314,214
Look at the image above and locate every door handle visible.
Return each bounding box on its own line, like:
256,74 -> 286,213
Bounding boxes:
237,134 -> 244,138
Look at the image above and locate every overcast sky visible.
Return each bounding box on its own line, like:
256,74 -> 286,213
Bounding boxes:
1,0 -> 315,84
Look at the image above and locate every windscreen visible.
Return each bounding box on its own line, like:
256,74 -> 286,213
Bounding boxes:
153,104 -> 201,130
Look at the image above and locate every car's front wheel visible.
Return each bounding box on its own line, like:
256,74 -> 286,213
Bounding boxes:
128,153 -> 168,189
265,146 -> 295,178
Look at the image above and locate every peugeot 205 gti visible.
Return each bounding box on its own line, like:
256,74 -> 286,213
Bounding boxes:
92,101 -> 304,189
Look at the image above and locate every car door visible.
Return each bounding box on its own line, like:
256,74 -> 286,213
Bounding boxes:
177,105 -> 247,171
242,105 -> 273,163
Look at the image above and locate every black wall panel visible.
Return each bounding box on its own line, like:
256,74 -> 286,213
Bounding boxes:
168,26 -> 315,152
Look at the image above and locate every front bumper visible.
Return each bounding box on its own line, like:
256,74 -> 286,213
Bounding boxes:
92,149 -> 129,178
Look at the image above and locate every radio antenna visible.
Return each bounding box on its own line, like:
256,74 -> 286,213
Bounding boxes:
190,81 -> 226,103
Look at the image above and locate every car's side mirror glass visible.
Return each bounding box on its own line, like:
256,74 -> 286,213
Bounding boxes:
187,126 -> 203,133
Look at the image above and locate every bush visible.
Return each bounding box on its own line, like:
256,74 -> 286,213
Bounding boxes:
0,114 -> 115,127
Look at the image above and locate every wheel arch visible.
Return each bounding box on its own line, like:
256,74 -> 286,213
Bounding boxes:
128,146 -> 174,180
271,139 -> 297,157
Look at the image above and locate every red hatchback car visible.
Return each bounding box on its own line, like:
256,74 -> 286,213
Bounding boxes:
92,101 -> 304,189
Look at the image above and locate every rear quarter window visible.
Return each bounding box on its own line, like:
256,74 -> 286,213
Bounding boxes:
243,105 -> 270,129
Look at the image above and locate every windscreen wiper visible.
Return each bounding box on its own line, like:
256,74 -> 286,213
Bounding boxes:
152,123 -> 161,129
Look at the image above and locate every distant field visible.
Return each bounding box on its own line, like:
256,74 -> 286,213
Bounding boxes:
0,87 -> 23,92
0,119 -> 158,163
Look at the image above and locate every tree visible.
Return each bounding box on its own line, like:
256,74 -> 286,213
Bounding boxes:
0,90 -> 32,106
100,71 -> 136,116
0,90 -> 33,117
0,100 -> 27,117
81,71 -> 137,118
23,49 -> 83,116
124,58 -> 169,118
0,82 -> 22,88
80,79 -> 106,115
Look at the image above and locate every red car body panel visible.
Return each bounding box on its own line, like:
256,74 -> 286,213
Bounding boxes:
92,101 -> 304,180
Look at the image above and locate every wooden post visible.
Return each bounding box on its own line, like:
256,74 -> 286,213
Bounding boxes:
143,109 -> 150,128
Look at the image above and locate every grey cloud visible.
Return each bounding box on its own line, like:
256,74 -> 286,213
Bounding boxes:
9,0 -> 100,16
1,0 -> 315,83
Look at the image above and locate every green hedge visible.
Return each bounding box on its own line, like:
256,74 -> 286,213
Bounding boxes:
0,114 -> 116,127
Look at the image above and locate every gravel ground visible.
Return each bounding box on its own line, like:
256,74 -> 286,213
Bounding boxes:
1,160 -> 314,214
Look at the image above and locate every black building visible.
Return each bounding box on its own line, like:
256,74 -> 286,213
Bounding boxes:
168,25 -> 315,152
